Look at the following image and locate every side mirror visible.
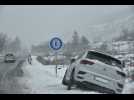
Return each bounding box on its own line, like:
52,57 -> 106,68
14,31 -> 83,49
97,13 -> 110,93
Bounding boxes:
70,58 -> 76,64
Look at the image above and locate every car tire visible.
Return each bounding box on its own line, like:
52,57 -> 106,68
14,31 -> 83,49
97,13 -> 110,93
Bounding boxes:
67,69 -> 75,90
62,70 -> 69,85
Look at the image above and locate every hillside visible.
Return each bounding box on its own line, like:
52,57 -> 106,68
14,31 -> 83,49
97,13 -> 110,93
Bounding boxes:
88,14 -> 134,41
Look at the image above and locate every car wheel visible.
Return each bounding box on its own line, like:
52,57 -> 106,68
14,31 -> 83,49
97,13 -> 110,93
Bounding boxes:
67,69 -> 75,90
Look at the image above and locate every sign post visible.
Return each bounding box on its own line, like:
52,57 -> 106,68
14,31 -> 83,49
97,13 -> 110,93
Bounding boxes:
50,37 -> 63,77
55,51 -> 58,77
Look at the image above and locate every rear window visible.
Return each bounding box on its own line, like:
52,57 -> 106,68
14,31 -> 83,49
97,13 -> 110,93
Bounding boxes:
86,51 -> 122,69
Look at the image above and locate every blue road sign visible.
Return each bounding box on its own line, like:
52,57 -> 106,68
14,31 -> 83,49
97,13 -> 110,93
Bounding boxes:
50,37 -> 63,50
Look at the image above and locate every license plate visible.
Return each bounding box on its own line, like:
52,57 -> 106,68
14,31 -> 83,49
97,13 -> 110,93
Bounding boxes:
95,76 -> 109,84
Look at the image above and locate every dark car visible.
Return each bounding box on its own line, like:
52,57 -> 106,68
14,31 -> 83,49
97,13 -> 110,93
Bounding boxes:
4,53 -> 16,63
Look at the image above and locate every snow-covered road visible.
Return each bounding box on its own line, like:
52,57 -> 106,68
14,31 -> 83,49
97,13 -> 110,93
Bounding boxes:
19,56 -> 134,94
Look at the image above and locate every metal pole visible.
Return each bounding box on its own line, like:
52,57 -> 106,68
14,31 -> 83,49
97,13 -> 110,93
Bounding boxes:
55,51 -> 58,77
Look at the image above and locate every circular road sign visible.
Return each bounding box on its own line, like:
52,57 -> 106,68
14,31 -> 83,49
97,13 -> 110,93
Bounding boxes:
50,37 -> 63,50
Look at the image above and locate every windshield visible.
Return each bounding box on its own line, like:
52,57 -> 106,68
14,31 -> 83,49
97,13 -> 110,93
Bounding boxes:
86,51 -> 122,69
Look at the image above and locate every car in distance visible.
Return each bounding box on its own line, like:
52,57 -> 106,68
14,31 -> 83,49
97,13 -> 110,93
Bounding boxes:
4,53 -> 16,63
62,50 -> 126,94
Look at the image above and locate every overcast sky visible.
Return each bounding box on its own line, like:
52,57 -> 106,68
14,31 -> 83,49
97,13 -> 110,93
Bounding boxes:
0,5 -> 133,47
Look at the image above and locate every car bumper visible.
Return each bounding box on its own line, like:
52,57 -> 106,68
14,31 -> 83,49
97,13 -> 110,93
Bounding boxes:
4,60 -> 16,63
74,68 -> 124,94
74,80 -> 115,94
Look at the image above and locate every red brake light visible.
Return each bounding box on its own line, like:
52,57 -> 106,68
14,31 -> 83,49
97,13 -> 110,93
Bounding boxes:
80,60 -> 94,65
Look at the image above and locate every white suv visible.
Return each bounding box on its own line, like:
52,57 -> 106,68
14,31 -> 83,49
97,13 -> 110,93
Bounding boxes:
62,50 -> 126,94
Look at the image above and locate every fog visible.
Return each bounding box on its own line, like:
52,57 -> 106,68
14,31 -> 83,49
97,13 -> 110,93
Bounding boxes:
0,5 -> 132,47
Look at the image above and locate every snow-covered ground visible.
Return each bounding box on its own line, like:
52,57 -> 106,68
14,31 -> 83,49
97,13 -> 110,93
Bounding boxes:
19,56 -> 101,94
19,56 -> 134,94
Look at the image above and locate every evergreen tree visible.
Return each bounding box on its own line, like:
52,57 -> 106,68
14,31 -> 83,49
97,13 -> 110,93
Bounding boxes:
7,36 -> 22,53
81,35 -> 90,50
71,30 -> 80,52
99,41 -> 109,53
0,33 -> 8,53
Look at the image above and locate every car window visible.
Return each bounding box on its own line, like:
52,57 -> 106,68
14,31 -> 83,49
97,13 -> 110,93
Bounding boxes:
86,51 -> 122,69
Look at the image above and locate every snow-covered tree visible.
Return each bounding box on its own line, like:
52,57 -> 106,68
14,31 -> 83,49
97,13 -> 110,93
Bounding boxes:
81,36 -> 89,45
98,41 -> 111,54
80,35 -> 90,50
11,37 -> 21,52
6,36 -> 22,53
71,30 -> 80,52
0,33 -> 8,53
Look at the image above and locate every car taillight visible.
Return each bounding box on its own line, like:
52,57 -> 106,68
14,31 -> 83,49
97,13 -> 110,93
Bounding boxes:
80,60 -> 94,65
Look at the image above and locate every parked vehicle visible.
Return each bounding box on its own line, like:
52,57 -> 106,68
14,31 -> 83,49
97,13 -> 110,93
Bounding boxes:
62,50 -> 126,94
4,53 -> 16,63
